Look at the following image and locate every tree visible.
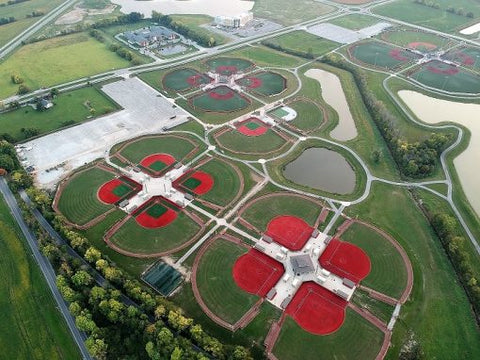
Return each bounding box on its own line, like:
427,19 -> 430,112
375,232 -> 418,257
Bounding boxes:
170,347 -> 182,360
17,84 -> 30,95
168,310 -> 193,331
75,313 -> 98,333
71,270 -> 93,287
85,336 -> 108,360
371,149 -> 381,164
0,154 -> 15,171
69,302 -> 82,316
85,246 -> 101,263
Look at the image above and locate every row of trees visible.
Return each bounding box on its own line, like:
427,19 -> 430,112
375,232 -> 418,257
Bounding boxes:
0,140 -> 20,172
413,0 -> 474,18
0,16 -> 15,25
0,0 -> 30,6
151,11 -> 216,47
262,41 -> 316,59
322,54 -> 452,178
14,178 -> 254,360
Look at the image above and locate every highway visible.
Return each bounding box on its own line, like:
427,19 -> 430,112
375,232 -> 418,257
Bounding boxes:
0,177 -> 92,360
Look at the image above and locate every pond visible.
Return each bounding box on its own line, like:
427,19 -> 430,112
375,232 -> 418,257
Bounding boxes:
283,147 -> 356,194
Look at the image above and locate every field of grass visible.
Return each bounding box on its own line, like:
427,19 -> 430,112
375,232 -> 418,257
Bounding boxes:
341,222 -> 408,299
0,32 -> 129,99
0,0 -> 63,47
374,0 -> 480,33
381,29 -> 452,50
196,158 -> 242,206
329,14 -> 380,30
214,128 -> 288,156
352,289 -> 394,324
349,40 -> 419,70
227,45 -> 305,68
265,30 -> 339,58
0,197 -> 80,359
252,0 -> 334,25
241,193 -> 322,230
273,311 -> 384,360
287,100 -> 325,132
347,182 -> 480,359
109,212 -> 201,255
196,238 -> 258,324
115,134 -> 200,164
57,165 -> 115,225
0,86 -> 118,141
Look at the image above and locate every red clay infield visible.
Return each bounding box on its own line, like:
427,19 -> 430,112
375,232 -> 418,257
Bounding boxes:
389,48 -> 409,61
237,118 -> 268,137
319,238 -> 371,283
427,64 -> 459,75
135,207 -> 177,229
98,179 -> 125,204
187,74 -> 211,86
216,65 -> 237,74
188,171 -> 214,195
140,153 -> 176,169
286,282 -> 347,335
243,76 -> 263,88
408,42 -> 437,51
209,89 -> 235,100
265,215 -> 314,251
233,249 -> 285,297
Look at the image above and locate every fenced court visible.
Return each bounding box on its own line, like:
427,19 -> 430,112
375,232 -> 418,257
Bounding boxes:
349,41 -> 420,70
142,261 -> 183,296
236,71 -> 287,97
265,215 -> 314,251
189,86 -> 251,112
408,60 -> 480,94
162,68 -> 212,92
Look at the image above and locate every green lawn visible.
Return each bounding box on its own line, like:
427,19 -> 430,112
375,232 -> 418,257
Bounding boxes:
381,29 -> 451,50
241,193 -> 322,230
352,289 -> 394,324
273,311 -> 384,360
0,197 -> 80,360
0,86 -> 118,141
347,182 -> 480,359
252,0 -> 334,25
265,30 -> 339,57
374,0 -> 480,33
329,14 -> 380,30
116,134 -> 200,164
227,45 -> 305,68
57,166 -> 115,226
215,128 -> 288,156
0,32 -> 129,99
196,239 -> 258,324
341,222 -> 408,299
350,41 -> 420,70
287,100 -> 325,132
190,88 -> 251,113
110,212 -> 201,255
196,158 -> 242,206
0,0 -> 63,47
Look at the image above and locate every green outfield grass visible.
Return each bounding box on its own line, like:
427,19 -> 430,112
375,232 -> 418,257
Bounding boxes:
374,0 -> 480,33
0,0 -> 63,47
381,29 -> 451,50
205,57 -> 254,73
349,41 -> 420,70
329,14 -> 380,30
214,127 -> 288,156
409,61 -> 480,93
287,100 -> 325,132
444,46 -> 480,71
241,193 -> 322,230
162,68 -> 211,92
57,166 -> 115,226
227,45 -> 305,68
0,198 -> 80,360
352,289 -> 394,324
0,32 -> 129,99
196,158 -> 242,206
341,222 -> 408,299
196,238 -> 258,324
115,134 -> 200,164
190,87 -> 251,113
252,0 -> 334,25
265,30 -> 339,57
238,71 -> 287,97
0,87 -> 118,141
347,182 -> 480,359
109,211 -> 201,255
273,310 -> 384,360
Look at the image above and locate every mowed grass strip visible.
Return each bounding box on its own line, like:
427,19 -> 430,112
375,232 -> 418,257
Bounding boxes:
0,87 -> 119,141
0,198 -> 80,360
117,135 -> 197,164
196,158 -> 241,206
273,310 -> 384,360
288,100 -> 325,131
110,212 -> 200,254
0,32 -> 129,99
216,128 -> 286,154
57,166 -> 115,225
242,194 -> 322,230
341,222 -> 408,299
196,239 -> 258,324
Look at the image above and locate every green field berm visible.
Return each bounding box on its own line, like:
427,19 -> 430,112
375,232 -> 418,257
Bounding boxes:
0,197 -> 81,359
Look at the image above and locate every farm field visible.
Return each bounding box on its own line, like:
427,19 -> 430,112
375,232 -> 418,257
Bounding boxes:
0,32 -> 129,99
0,197 -> 80,360
0,87 -> 119,141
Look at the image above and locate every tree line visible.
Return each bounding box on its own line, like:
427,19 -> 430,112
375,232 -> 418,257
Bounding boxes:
261,41 -> 316,59
413,0 -> 474,18
322,54 -> 452,179
5,169 -> 254,360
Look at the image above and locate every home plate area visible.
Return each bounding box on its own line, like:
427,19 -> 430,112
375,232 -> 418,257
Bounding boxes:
173,170 -> 214,195
236,118 -> 269,137
135,198 -> 179,229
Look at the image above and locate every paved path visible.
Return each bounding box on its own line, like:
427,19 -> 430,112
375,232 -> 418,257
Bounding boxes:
0,178 -> 92,360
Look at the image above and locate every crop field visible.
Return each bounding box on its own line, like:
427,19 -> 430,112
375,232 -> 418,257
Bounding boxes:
0,198 -> 80,359
0,32 -> 129,99
0,87 -> 118,141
